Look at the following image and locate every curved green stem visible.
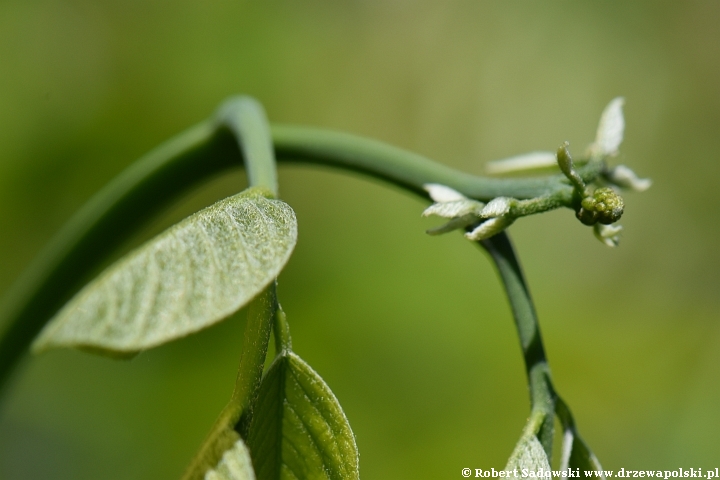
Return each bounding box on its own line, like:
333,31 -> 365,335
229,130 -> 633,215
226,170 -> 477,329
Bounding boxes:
217,97 -> 278,197
272,124 -> 601,201
0,96 -> 276,392
0,120 -> 238,393
479,232 -> 556,458
0,96 -> 598,394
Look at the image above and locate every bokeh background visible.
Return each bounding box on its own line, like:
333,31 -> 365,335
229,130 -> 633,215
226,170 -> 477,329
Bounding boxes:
1,1 -> 719,478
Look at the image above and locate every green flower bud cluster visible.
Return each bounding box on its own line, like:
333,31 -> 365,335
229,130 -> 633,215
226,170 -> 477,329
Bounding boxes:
481,98 -> 647,247
577,187 -> 624,225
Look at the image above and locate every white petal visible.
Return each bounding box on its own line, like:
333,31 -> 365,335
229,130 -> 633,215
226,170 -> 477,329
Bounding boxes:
480,197 -> 513,217
422,199 -> 484,218
593,97 -> 625,156
423,183 -> 467,202
606,165 -> 652,192
485,151 -> 558,174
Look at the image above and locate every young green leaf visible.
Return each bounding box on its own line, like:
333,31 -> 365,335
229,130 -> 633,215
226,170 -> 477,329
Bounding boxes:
205,438 -> 257,480
246,351 -> 359,480
485,151 -> 558,175
556,396 -> 604,477
590,97 -> 625,158
560,430 -> 605,478
504,433 -> 551,471
31,187 -> 297,355
182,404 -> 248,480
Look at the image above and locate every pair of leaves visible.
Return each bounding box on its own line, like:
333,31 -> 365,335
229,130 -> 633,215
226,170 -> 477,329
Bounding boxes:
28,174 -> 357,479
32,187 -> 297,355
245,350 -> 359,480
200,349 -> 359,480
186,291 -> 358,480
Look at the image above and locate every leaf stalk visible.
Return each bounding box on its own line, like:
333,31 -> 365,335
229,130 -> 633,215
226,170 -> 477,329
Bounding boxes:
479,232 -> 556,458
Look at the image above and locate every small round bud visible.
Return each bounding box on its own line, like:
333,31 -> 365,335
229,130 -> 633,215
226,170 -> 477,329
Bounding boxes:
592,187 -> 624,224
576,207 -> 597,226
576,187 -> 624,225
581,196 -> 596,211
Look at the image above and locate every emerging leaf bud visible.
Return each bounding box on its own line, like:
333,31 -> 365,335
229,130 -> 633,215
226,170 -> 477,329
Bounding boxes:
465,216 -> 515,241
604,165 -> 652,192
421,184 -> 518,241
556,142 -> 574,178
589,97 -> 625,158
424,183 -> 467,202
422,183 -> 486,236
422,199 -> 484,219
480,197 -> 513,217
594,223 -> 623,247
485,151 -> 557,175
556,142 -> 586,193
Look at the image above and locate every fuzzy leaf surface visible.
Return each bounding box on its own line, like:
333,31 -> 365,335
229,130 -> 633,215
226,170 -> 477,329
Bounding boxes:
247,351 -> 359,480
32,187 -> 297,355
593,97 -> 625,156
505,434 -> 551,471
205,438 -> 257,480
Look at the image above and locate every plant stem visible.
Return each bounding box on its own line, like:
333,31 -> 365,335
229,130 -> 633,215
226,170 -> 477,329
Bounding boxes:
271,125 -> 597,201
0,120 -> 239,393
273,306 -> 292,356
0,96 -> 598,394
479,232 -> 556,458
217,97 -> 278,197
232,283 -> 276,438
181,283 -> 276,479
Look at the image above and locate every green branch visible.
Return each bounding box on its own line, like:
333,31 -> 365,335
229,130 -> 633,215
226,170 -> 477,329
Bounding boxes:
217,97 -> 278,197
271,124 -> 603,201
181,283 -> 277,479
0,120 -> 238,391
0,96 -> 597,393
479,232 -> 556,458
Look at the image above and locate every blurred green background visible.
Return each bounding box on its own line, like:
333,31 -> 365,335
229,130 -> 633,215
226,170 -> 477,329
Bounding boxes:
1,1 -> 719,478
